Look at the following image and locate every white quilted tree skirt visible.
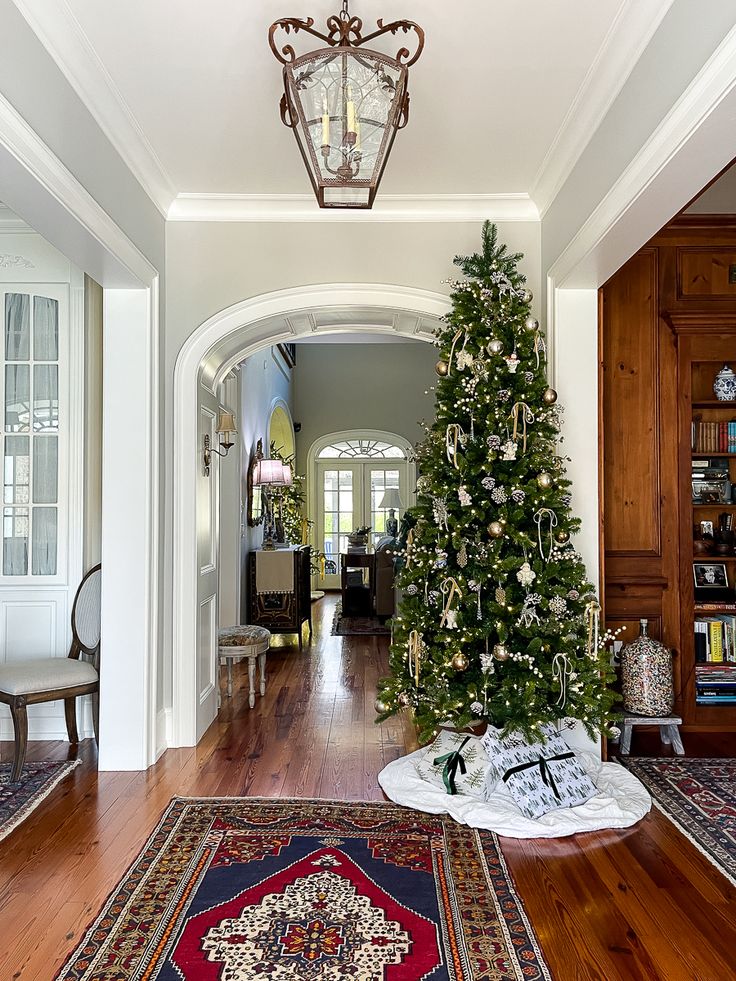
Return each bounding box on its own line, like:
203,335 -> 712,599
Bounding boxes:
378,748 -> 651,838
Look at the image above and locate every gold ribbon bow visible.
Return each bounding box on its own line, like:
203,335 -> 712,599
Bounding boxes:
408,629 -> 422,686
509,402 -> 535,453
448,329 -> 464,375
446,424 -> 465,468
585,600 -> 601,659
405,527 -> 415,568
534,507 -> 558,561
552,652 -> 573,708
440,576 -> 463,628
534,332 -> 547,369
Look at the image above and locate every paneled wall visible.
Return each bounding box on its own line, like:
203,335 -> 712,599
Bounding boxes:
601,216 -> 736,721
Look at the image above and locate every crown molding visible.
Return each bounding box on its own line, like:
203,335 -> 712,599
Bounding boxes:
167,193 -> 539,223
532,0 -> 677,217
11,0 -> 177,216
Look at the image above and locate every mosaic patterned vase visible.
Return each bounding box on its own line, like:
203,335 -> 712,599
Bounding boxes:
714,364 -> 736,401
621,619 -> 674,716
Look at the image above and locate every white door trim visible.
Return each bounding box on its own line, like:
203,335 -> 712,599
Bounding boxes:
171,286 -> 446,747
0,87 -> 161,770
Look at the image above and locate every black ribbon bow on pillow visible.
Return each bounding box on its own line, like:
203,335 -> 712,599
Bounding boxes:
502,750 -> 575,801
433,735 -> 471,795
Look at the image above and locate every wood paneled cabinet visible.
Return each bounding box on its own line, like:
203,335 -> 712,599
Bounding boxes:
247,546 -> 312,651
601,217 -> 736,733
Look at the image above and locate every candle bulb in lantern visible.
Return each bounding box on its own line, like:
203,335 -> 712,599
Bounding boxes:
321,98 -> 330,146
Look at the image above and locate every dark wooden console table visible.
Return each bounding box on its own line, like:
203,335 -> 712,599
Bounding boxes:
247,545 -> 312,651
341,552 -> 375,617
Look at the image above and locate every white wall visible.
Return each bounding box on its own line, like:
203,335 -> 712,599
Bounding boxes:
293,341 -> 436,473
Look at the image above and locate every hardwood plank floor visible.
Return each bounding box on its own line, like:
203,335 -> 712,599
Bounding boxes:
0,594 -> 734,980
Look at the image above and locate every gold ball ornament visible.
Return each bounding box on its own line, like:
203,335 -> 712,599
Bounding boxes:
524,316 -> 539,332
542,387 -> 558,405
487,338 -> 504,356
520,289 -> 533,304
374,697 -> 390,714
487,521 -> 504,538
556,529 -> 570,544
435,359 -> 449,377
537,472 -> 553,490
493,643 -> 510,661
451,651 -> 469,671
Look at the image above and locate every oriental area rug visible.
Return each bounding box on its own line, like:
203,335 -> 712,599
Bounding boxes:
332,601 -> 391,637
56,797 -> 551,981
0,759 -> 80,842
620,758 -> 736,887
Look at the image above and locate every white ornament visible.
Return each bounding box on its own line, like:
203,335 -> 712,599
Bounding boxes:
504,352 -> 520,373
406,583 -> 419,596
516,562 -> 536,588
501,440 -> 517,461
481,475 -> 496,491
432,497 -> 449,530
458,485 -> 472,506
457,542 -> 468,568
455,347 -> 474,370
470,701 -> 483,715
491,486 -> 508,504
549,595 -> 568,617
444,609 -> 458,629
517,592 -> 542,628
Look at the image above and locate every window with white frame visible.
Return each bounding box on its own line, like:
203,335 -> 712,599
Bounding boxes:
2,291 -> 61,576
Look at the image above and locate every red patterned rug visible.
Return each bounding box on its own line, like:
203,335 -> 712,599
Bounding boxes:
620,757 -> 736,887
0,759 -> 81,842
56,797 -> 550,980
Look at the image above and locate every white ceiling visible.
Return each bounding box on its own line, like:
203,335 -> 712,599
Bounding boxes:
14,0 -> 676,216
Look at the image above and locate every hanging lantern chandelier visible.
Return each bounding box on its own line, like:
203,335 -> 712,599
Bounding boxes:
268,1 -> 424,209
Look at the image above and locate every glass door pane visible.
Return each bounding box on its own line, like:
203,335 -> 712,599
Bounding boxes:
367,466 -> 403,549
318,463 -> 360,589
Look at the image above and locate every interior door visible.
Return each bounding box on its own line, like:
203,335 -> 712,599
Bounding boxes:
317,462 -> 360,590
196,401 -> 219,739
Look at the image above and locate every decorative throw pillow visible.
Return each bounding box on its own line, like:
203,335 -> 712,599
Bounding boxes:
414,729 -> 489,799
481,723 -> 598,819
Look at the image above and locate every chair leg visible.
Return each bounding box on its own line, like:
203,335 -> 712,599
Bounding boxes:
64,698 -> 79,744
9,697 -> 28,783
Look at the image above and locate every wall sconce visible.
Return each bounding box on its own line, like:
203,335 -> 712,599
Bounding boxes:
203,411 -> 238,476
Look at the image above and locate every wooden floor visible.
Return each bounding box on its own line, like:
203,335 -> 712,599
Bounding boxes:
1,594 -> 735,980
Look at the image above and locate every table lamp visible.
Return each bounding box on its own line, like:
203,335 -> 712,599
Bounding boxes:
379,488 -> 403,538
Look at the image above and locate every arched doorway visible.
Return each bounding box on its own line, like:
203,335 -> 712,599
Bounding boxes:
171,284 -> 449,746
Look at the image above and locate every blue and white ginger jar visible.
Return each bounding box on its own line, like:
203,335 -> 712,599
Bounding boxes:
714,364 -> 736,401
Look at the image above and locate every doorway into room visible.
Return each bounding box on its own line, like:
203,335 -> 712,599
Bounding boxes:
312,433 -> 412,590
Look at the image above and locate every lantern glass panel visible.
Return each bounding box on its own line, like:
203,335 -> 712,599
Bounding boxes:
286,48 -> 406,208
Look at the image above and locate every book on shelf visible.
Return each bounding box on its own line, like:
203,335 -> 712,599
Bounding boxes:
696,696 -> 736,704
694,615 -> 736,663
692,421 -> 736,453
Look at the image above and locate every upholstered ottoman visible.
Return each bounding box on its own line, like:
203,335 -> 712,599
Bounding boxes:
218,625 -> 271,707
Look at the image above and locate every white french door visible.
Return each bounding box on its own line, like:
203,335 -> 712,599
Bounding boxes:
317,461 -> 407,589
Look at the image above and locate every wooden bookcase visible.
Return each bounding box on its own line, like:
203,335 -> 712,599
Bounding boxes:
668,313 -> 736,729
601,217 -> 736,736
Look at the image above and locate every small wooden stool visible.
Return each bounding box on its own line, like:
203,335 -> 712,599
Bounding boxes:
218,625 -> 271,707
618,712 -> 684,756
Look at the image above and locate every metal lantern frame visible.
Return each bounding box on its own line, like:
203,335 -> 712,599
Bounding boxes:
269,3 -> 424,209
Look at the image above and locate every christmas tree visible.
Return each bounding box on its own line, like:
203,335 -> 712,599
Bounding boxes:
377,223 -> 617,743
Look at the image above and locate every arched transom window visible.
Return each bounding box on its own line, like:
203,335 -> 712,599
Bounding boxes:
317,439 -> 406,459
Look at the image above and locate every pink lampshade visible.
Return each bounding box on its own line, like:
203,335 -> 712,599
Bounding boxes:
253,459 -> 286,486
280,463 -> 293,487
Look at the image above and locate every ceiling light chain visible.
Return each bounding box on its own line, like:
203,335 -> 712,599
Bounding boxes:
269,4 -> 424,209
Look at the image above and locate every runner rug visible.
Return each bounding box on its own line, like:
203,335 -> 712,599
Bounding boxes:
56,797 -> 551,980
332,601 -> 391,636
620,757 -> 736,886
0,759 -> 81,843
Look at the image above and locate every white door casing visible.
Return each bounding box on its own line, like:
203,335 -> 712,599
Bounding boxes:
171,286 -> 445,747
196,396 -> 219,740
